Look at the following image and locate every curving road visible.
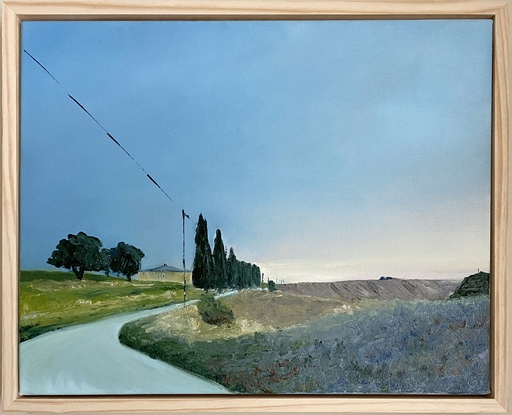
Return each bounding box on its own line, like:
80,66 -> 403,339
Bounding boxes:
19,302 -> 230,395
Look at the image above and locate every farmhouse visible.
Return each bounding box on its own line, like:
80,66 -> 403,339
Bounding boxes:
138,264 -> 192,285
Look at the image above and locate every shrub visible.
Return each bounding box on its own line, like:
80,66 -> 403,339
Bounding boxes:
268,280 -> 276,292
450,271 -> 489,298
197,293 -> 234,326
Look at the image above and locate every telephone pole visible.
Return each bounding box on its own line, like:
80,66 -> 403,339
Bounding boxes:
182,209 -> 188,304
181,209 -> 192,303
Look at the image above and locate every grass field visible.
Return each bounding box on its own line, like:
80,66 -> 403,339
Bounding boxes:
119,291 -> 490,394
19,270 -> 202,341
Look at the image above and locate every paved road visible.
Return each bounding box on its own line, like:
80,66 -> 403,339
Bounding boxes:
19,302 -> 230,395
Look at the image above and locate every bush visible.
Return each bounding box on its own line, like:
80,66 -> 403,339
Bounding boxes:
268,280 -> 276,292
197,293 -> 234,326
450,271 -> 489,298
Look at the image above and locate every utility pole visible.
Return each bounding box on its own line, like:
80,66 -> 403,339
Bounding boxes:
182,209 -> 187,304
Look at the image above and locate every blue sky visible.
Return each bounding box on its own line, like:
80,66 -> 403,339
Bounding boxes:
21,19 -> 492,282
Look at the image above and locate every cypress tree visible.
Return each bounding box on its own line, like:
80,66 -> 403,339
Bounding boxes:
192,215 -> 262,291
204,241 -> 214,290
227,247 -> 239,289
192,214 -> 213,289
213,229 -> 228,289
246,263 -> 253,288
240,261 -> 251,289
251,264 -> 261,287
238,261 -> 245,289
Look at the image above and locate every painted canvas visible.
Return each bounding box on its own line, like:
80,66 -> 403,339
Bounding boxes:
19,19 -> 492,395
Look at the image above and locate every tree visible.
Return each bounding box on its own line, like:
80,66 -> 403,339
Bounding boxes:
100,248 -> 111,276
251,264 -> 261,287
212,229 -> 228,290
227,247 -> 239,289
192,214 -> 263,291
239,261 -> 251,289
109,242 -> 145,281
47,232 -> 107,281
192,214 -> 214,289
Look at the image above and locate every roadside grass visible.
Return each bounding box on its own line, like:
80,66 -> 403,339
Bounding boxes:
19,270 -> 202,341
119,293 -> 490,394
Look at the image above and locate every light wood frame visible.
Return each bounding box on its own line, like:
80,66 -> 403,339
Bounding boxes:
1,0 -> 510,413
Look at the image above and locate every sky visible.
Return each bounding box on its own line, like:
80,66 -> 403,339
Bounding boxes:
20,19 -> 492,282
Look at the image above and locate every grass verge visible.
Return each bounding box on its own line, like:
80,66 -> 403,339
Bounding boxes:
19,269 -> 202,341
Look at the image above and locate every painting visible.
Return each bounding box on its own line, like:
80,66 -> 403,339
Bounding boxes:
18,18 -> 493,396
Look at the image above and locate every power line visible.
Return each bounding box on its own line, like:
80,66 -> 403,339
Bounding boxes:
24,50 -> 62,87
23,49 -> 201,220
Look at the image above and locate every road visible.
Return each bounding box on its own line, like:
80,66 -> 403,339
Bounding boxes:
19,302 -> 230,395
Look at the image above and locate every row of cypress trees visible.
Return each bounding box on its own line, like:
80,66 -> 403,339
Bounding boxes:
192,214 -> 261,290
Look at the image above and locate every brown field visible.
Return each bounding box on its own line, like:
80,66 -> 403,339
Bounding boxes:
137,289 -> 353,344
279,279 -> 460,301
131,279 -> 461,345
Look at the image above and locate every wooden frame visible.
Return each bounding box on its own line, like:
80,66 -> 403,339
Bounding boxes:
1,0 -> 510,412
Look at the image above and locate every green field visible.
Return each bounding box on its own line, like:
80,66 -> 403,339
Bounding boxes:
19,270 -> 202,341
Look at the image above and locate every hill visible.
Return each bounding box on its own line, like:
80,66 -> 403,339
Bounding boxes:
450,271 -> 490,298
279,278 -> 460,301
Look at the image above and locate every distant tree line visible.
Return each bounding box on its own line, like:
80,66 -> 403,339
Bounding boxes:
192,214 -> 261,290
47,231 -> 144,282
